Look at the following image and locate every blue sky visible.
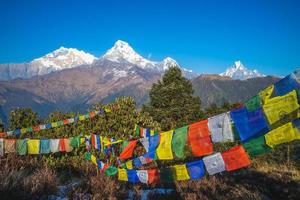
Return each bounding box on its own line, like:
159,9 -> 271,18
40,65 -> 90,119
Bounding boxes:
0,0 -> 299,76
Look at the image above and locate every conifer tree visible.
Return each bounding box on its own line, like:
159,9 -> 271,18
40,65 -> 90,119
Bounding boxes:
142,66 -> 202,130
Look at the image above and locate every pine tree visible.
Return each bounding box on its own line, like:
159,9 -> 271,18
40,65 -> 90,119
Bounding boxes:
142,66 -> 202,130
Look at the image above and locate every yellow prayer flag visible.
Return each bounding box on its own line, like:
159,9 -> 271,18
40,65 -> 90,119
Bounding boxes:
103,137 -> 111,146
259,85 -> 274,104
91,155 -> 97,166
156,130 -> 174,160
126,160 -> 133,169
79,115 -> 85,121
150,129 -> 155,136
263,90 -> 299,126
80,137 -> 85,144
118,168 -> 128,181
21,128 -> 27,134
27,139 -> 40,154
265,122 -> 300,148
173,164 -> 190,181
51,122 -> 58,128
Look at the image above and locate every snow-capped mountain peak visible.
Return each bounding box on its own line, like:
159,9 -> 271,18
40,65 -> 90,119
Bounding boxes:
220,61 -> 264,80
31,47 -> 97,70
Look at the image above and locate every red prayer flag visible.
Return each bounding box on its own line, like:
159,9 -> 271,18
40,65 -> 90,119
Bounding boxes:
63,119 -> 69,125
59,139 -> 66,152
90,111 -> 96,118
148,169 -> 160,184
188,120 -> 212,157
119,140 -> 138,159
189,135 -> 213,157
0,132 -> 6,137
189,119 -> 210,138
33,126 -> 40,132
222,145 -> 251,171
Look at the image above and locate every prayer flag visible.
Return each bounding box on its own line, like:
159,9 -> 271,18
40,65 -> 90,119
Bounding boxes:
189,135 -> 213,157
242,135 -> 272,157
230,107 -> 269,141
137,170 -> 148,184
208,112 -> 234,143
273,73 -> 300,97
203,153 -> 225,175
189,119 -> 210,138
172,126 -> 188,158
265,122 -> 300,148
16,139 -> 27,155
105,166 -> 118,176
263,90 -> 299,128
119,140 -> 138,159
245,95 -> 262,112
64,138 -> 73,152
27,139 -> 40,154
186,160 -> 205,180
4,139 -> 16,153
70,136 -> 81,148
40,139 -> 51,154
50,139 -> 60,153
59,139 -> 66,152
160,168 -> 174,183
259,85 -> 274,104
33,126 -> 40,132
0,138 -> 3,156
173,164 -> 190,181
147,169 -> 160,184
127,169 -> 139,183
118,168 -> 128,181
156,130 -> 174,160
91,155 -> 97,166
222,146 -> 251,171
126,160 -> 133,169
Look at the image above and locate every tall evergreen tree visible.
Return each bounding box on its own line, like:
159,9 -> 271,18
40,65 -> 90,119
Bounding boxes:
142,66 -> 202,130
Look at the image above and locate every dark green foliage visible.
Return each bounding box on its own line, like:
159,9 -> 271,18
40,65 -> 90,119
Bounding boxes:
142,66 -> 203,130
8,108 -> 40,131
0,118 -> 3,132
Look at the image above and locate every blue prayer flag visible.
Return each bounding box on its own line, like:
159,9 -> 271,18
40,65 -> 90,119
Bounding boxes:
127,170 -> 139,183
186,160 -> 205,180
40,139 -> 51,154
274,73 -> 300,97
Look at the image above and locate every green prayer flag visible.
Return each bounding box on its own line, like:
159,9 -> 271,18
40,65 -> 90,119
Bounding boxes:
57,121 -> 64,126
243,135 -> 272,157
105,166 -> 118,176
245,95 -> 262,112
70,136 -> 80,148
172,126 -> 188,158
84,152 -> 92,160
26,127 -> 33,132
135,125 -> 140,137
16,139 -> 27,155
121,140 -> 130,152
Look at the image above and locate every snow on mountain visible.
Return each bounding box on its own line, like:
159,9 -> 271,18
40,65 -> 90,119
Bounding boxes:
31,46 -> 97,70
101,40 -> 197,78
220,61 -> 265,80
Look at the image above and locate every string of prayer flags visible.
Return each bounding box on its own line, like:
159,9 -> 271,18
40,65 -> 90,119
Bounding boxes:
119,140 -> 138,159
156,130 -> 174,160
27,139 -> 40,154
50,139 -> 60,153
273,72 -> 300,97
40,139 -> 51,154
137,151 -> 156,165
188,120 -> 213,157
16,139 -> 27,155
230,107 -> 269,141
221,146 -> 251,171
173,164 -> 190,181
5,139 -> 16,154
172,126 -> 188,159
203,153 -> 225,175
263,90 -> 299,128
186,160 -> 205,180
265,122 -> 300,148
141,134 -> 160,153
242,135 -> 272,157
118,168 -> 128,181
208,112 -> 234,143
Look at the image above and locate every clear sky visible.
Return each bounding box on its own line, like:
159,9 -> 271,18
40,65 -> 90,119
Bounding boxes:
0,0 -> 299,76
